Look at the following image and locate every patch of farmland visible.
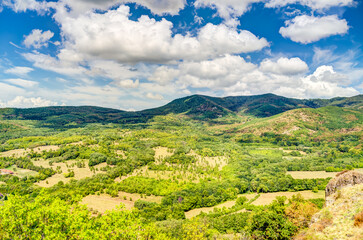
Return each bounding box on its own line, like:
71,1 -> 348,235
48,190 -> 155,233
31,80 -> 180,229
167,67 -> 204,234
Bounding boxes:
81,192 -> 162,213
288,171 -> 338,179
185,190 -> 325,219
115,148 -> 228,183
188,150 -> 228,170
0,149 -> 27,157
81,194 -> 131,213
282,149 -> 307,155
5,165 -> 38,178
153,147 -> 174,162
185,193 -> 257,219
34,160 -> 108,187
251,190 -> 325,206
0,145 -> 59,158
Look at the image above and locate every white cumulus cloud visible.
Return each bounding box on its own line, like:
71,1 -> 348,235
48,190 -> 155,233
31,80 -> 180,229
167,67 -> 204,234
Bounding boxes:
118,79 -> 140,88
54,6 -> 268,64
279,15 -> 349,44
2,0 -> 49,13
266,0 -> 355,10
0,96 -> 59,108
260,57 -> 308,75
194,0 -> 262,20
23,29 -> 54,48
146,92 -> 164,100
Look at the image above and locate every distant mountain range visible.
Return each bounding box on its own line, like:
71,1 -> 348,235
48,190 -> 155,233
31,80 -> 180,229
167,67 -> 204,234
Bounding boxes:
0,94 -> 362,128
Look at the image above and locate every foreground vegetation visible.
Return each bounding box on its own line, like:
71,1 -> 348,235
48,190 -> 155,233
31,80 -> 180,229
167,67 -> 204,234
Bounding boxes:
0,94 -> 362,239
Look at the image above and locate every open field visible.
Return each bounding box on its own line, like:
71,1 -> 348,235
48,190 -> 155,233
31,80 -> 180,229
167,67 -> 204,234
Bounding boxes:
115,148 -> 227,183
287,169 -> 363,179
153,147 -> 174,163
252,190 -> 325,206
5,165 -> 38,178
287,171 -> 337,179
188,150 -> 228,170
185,190 -> 325,219
185,193 -> 257,219
0,145 -> 59,157
81,192 -> 162,213
34,160 -> 108,187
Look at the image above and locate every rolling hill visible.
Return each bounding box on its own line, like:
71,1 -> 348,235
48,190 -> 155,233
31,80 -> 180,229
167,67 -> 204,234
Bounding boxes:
0,94 -> 362,128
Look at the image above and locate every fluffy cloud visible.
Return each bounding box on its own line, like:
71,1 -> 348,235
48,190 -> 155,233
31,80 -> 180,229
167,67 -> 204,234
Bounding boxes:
194,0 -> 262,20
23,29 -> 54,48
279,15 -> 349,44
306,65 -> 350,84
266,0 -> 355,10
56,0 -> 185,16
274,66 -> 358,98
148,66 -> 179,85
260,57 -> 308,75
3,0 -> 186,16
177,55 -> 256,88
118,79 -> 140,89
0,96 -> 58,108
2,0 -> 49,13
148,55 -> 257,90
5,66 -> 34,76
146,92 -> 164,100
55,6 -> 268,64
3,78 -> 38,88
149,55 -> 358,99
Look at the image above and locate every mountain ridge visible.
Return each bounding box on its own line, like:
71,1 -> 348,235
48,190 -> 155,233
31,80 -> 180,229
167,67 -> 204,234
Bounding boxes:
0,93 -> 362,128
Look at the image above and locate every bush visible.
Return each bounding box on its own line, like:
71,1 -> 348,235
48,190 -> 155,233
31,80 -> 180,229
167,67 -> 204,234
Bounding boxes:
89,152 -> 107,167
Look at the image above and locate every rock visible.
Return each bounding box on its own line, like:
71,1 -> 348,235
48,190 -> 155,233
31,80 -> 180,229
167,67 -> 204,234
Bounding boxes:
325,170 -> 363,197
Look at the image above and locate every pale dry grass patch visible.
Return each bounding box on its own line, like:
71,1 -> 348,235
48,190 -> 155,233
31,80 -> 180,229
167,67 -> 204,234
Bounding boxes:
5,165 -> 38,178
81,192 -> 162,213
34,160 -> 107,187
0,145 -> 59,157
252,190 -> 324,206
188,150 -> 228,170
185,193 -> 257,219
288,171 -> 337,179
153,147 -> 174,163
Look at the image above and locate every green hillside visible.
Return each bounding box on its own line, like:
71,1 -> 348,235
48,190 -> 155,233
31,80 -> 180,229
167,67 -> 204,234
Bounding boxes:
1,94 -> 362,129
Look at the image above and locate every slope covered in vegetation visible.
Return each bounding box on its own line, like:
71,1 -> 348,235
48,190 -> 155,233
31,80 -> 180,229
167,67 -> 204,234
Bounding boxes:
0,94 -> 362,239
1,94 -> 362,128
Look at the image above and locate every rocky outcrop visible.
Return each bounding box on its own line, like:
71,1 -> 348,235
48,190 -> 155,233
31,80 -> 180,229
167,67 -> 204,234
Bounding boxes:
295,183 -> 363,239
325,170 -> 363,197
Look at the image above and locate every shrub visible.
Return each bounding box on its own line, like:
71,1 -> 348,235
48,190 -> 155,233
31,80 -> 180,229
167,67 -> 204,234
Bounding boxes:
354,210 -> 363,227
88,152 -> 107,167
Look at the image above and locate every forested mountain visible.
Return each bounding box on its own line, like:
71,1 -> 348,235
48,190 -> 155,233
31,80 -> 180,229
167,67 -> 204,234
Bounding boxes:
1,94 -> 362,128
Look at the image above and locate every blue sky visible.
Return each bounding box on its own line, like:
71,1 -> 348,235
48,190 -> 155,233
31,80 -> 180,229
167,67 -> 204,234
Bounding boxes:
0,0 -> 362,110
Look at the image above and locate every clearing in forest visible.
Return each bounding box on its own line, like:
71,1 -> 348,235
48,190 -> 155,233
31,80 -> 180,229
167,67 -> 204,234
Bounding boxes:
4,165 -> 38,178
185,193 -> 257,219
153,147 -> 174,162
81,192 -> 162,213
252,190 -> 324,206
188,150 -> 228,170
34,160 -> 107,187
0,145 -> 59,158
288,169 -> 363,179
185,190 -> 325,219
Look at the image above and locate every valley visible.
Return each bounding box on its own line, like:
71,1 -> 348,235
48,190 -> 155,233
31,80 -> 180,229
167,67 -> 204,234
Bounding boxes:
0,93 -> 362,239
